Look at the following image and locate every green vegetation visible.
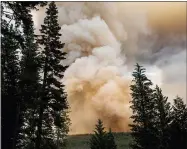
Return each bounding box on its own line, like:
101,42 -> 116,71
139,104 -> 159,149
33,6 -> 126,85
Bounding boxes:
66,132 -> 132,149
1,2 -> 69,149
130,63 -> 158,149
89,119 -> 117,149
36,2 -> 69,149
129,64 -> 187,149
1,2 -> 187,149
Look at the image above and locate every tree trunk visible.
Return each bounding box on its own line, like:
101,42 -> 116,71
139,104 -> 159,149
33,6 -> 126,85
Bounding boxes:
35,55 -> 48,149
35,105 -> 44,149
12,102 -> 21,149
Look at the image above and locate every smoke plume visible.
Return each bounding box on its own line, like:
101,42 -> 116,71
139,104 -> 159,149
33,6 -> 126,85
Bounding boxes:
32,2 -> 186,134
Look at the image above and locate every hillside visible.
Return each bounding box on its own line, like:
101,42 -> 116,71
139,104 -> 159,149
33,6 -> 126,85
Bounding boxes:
66,132 -> 132,149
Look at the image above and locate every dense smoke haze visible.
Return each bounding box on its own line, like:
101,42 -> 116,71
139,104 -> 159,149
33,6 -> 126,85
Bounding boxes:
32,2 -> 186,134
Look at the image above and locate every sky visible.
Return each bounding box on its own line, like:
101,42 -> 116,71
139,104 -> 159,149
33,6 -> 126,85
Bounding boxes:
32,2 -> 186,134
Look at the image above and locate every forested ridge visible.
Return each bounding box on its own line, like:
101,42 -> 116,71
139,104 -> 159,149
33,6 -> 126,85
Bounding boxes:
1,2 -> 187,149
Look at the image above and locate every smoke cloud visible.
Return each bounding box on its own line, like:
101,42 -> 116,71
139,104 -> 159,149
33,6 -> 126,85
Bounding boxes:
32,2 -> 186,134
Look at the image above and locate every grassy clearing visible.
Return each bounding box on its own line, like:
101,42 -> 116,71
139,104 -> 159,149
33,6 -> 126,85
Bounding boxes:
66,132 -> 132,149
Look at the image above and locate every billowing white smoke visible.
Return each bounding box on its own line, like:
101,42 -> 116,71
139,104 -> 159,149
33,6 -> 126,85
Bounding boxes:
60,16 -> 133,134
60,16 -> 122,65
32,2 -> 186,134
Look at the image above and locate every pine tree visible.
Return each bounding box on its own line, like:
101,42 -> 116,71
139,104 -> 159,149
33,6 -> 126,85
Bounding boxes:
1,23 -> 21,149
153,85 -> 172,149
2,2 -> 47,49
89,119 -> 117,149
17,17 -> 41,149
89,119 -> 107,149
1,2 -> 47,149
36,2 -> 69,149
129,63 -> 158,149
55,110 -> 71,149
106,128 -> 117,149
169,96 -> 187,149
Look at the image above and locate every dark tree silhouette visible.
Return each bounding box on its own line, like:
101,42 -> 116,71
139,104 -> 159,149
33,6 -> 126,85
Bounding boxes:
154,85 -> 172,149
35,2 -> 69,149
129,63 -> 158,149
169,96 -> 187,149
90,119 -> 107,149
106,128 -> 117,149
1,24 -> 20,149
1,2 -> 47,149
89,119 -> 117,149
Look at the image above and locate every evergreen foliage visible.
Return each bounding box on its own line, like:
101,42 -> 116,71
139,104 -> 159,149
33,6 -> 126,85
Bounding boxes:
1,23 -> 21,149
17,13 -> 41,149
129,63 -> 158,149
169,96 -> 187,149
129,64 -> 187,149
1,2 -> 47,149
153,85 -> 172,149
89,119 -> 117,149
2,2 -> 187,149
90,119 -> 107,149
106,128 -> 117,149
35,2 -> 70,149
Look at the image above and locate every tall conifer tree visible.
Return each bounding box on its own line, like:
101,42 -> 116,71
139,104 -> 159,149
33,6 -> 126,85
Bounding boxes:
169,96 -> 187,149
1,24 -> 20,149
129,63 -> 158,149
36,2 -> 69,148
17,16 -> 41,149
90,119 -> 107,149
1,2 -> 47,149
153,85 -> 172,149
89,119 -> 117,149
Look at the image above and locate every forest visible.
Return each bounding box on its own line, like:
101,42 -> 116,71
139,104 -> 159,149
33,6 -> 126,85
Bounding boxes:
1,2 -> 187,149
